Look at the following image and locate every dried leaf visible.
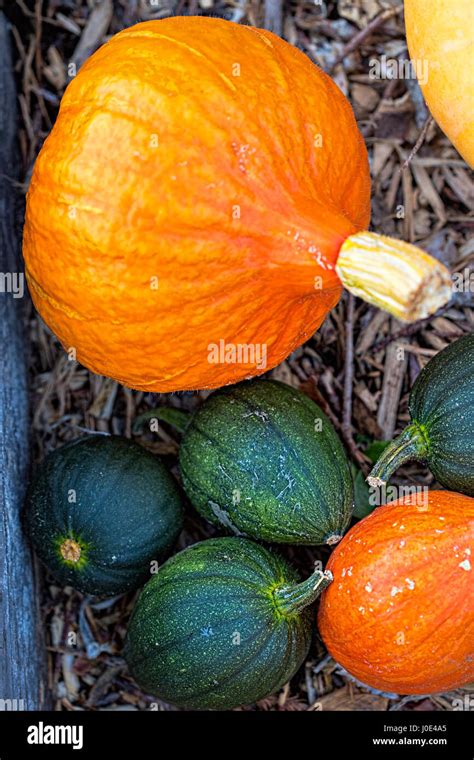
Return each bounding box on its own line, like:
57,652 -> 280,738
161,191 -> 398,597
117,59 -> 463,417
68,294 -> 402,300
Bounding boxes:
71,0 -> 113,71
412,164 -> 446,224
442,167 -> 474,210
372,141 -> 394,178
318,686 -> 389,711
377,333 -> 408,439
352,82 -> 380,112
338,0 -> 381,29
62,654 -> 81,700
43,46 -> 66,91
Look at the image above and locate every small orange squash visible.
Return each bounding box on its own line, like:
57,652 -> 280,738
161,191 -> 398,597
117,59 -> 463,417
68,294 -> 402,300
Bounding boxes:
23,17 -> 451,392
405,0 -> 474,167
318,491 -> 474,694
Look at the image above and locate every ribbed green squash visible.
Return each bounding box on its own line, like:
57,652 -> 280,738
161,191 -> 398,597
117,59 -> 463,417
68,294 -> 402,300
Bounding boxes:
179,380 -> 353,545
24,435 -> 184,596
124,537 -> 331,710
368,333 -> 474,495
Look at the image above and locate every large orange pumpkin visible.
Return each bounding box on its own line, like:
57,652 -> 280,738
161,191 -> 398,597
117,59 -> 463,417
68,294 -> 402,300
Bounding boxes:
405,0 -> 474,167
24,17 -> 451,391
318,491 -> 474,694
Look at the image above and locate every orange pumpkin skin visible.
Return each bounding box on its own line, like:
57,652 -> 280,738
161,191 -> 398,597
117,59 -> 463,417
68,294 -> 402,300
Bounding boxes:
318,491 -> 474,694
23,17 -> 370,391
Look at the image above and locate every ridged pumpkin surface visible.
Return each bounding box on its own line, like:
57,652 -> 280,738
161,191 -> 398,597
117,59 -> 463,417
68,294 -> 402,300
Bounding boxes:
24,435 -> 184,596
125,537 -> 318,709
179,379 -> 354,544
318,491 -> 474,694
23,16 -> 370,391
405,0 -> 474,167
406,334 -> 474,493
369,333 -> 474,495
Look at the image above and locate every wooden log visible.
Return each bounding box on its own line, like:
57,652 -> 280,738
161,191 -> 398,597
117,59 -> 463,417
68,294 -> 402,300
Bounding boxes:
264,0 -> 283,38
0,12 -> 49,710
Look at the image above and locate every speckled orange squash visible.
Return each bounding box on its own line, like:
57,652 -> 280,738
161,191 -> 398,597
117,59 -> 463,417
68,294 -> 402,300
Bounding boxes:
23,17 -> 451,392
405,0 -> 474,167
318,491 -> 474,695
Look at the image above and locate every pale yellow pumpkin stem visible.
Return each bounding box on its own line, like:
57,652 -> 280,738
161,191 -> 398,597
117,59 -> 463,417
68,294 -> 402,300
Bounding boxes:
335,231 -> 452,322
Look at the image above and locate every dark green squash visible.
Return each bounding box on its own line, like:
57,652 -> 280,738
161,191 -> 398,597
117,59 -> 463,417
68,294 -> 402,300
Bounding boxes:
368,333 -> 474,495
179,379 -> 353,545
124,537 -> 331,710
24,435 -> 184,596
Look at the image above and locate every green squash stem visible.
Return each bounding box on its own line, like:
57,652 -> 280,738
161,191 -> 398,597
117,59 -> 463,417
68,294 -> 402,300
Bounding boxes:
367,423 -> 429,487
273,569 -> 333,616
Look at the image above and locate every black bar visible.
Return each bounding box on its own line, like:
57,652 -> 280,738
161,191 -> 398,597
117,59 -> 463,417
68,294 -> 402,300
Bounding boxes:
0,709 -> 471,758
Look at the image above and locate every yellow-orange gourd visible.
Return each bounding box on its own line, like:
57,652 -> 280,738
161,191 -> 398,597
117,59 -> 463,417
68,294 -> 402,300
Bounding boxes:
405,0 -> 474,167
23,17 -> 451,391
